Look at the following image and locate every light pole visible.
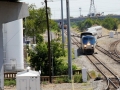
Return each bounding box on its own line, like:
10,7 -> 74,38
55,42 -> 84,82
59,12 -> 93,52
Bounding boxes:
79,7 -> 81,17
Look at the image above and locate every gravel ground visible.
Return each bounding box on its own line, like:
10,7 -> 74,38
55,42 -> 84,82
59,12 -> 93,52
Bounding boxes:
4,28 -> 120,90
4,80 -> 106,90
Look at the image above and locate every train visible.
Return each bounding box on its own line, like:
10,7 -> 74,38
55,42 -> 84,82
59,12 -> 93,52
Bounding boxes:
80,26 -> 102,54
80,32 -> 96,54
58,22 -> 67,29
86,26 -> 102,38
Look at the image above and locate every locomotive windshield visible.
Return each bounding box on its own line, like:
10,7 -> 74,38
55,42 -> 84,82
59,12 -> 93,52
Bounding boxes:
82,36 -> 96,44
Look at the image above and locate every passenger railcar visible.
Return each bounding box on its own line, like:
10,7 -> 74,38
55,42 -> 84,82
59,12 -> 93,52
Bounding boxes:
86,26 -> 102,38
80,32 -> 96,54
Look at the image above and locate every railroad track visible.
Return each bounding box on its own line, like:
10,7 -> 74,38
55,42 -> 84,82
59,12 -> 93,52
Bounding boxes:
109,40 -> 120,58
65,30 -> 120,89
96,41 -> 120,63
87,55 -> 120,89
64,30 -> 81,47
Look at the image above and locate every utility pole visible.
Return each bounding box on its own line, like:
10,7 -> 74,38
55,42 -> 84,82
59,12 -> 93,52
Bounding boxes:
61,0 -> 65,50
44,0 -> 52,83
66,0 -> 72,80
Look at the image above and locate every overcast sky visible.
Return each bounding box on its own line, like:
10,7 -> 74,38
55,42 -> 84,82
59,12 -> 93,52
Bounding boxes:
21,0 -> 120,19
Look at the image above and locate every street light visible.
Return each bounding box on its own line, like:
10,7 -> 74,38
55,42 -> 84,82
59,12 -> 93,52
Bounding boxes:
79,7 -> 81,17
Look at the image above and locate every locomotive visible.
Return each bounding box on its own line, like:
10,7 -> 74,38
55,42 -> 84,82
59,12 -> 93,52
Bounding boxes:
80,32 -> 96,54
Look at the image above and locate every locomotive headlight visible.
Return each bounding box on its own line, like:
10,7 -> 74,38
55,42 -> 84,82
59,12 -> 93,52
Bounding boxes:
87,42 -> 90,45
84,45 -> 86,48
91,45 -> 94,47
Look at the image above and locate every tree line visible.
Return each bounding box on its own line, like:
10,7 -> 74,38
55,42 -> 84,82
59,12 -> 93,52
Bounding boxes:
76,17 -> 120,31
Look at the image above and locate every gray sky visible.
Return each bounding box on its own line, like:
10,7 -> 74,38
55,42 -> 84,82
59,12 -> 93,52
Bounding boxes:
21,0 -> 120,19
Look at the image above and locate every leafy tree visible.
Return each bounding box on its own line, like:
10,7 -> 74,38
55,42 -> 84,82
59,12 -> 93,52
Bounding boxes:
84,18 -> 93,28
23,4 -> 37,43
77,17 -> 120,31
78,18 -> 93,31
24,4 -> 59,43
49,20 -> 59,32
28,38 -> 76,75
102,17 -> 119,30
28,42 -> 49,75
34,7 -> 49,34
23,5 -> 50,43
36,34 -> 44,44
92,19 -> 102,25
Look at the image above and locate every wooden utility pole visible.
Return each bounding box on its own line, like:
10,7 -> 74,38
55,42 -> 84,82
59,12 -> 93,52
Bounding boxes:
44,0 -> 52,83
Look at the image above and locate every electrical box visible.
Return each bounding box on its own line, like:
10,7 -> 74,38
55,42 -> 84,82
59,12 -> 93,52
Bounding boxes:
74,49 -> 77,59
82,67 -> 87,82
109,31 -> 114,38
16,67 -> 41,90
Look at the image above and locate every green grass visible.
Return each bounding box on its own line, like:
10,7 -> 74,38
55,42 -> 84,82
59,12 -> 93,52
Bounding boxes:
4,79 -> 16,86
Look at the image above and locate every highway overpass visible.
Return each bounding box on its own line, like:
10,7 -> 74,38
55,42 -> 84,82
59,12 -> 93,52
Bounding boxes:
0,1 -> 29,89
53,15 -> 120,24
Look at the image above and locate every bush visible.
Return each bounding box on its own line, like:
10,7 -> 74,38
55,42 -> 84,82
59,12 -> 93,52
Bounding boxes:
62,76 -> 71,83
55,77 -> 64,83
4,79 -> 16,86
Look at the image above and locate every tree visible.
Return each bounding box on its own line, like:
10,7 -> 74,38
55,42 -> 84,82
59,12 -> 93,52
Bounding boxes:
23,4 -> 51,43
102,17 -> 119,30
23,4 -> 59,44
78,18 -> 93,31
28,38 -> 71,75
23,4 -> 37,43
49,20 -> 59,32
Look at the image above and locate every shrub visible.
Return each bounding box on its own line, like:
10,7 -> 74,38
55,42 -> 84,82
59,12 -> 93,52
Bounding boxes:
55,78 -> 64,83
62,76 -> 71,83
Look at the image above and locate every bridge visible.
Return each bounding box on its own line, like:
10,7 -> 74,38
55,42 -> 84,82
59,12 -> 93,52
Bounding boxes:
0,1 -> 29,89
53,15 -> 120,24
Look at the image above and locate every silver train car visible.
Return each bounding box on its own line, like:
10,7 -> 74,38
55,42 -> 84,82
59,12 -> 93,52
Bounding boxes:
86,26 -> 102,38
80,32 -> 96,54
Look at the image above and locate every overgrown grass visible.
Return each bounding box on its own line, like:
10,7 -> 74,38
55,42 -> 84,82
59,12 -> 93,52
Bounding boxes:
4,79 -> 16,86
89,70 -> 97,79
54,74 -> 84,83
73,74 -> 82,83
54,76 -> 72,83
